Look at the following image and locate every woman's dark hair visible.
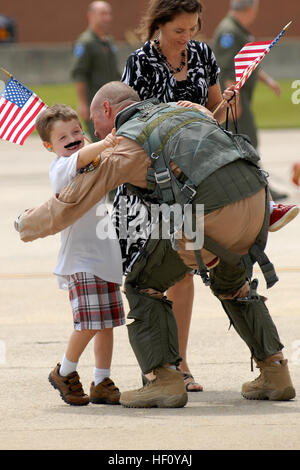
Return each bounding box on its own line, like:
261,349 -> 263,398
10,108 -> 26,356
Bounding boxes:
138,0 -> 203,41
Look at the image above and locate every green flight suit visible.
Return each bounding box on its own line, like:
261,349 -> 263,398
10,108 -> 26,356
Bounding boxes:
213,15 -> 259,149
115,101 -> 283,374
71,28 -> 120,141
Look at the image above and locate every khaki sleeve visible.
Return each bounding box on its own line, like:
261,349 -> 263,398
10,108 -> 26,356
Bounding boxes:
18,138 -> 150,242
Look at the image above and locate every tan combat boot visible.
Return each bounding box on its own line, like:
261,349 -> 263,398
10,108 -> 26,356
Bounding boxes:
242,353 -> 296,401
120,366 -> 188,408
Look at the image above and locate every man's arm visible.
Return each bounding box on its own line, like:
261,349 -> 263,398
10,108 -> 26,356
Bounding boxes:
16,139 -> 150,242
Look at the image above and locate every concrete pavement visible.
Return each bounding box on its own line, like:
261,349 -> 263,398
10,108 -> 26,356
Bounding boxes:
0,130 -> 300,450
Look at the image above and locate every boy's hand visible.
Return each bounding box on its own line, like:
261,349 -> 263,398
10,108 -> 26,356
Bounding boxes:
103,128 -> 123,148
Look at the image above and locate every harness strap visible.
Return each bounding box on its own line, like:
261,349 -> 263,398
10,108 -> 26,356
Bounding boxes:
190,187 -> 278,290
150,152 -> 174,204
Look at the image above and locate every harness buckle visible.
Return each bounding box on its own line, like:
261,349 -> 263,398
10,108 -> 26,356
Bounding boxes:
181,184 -> 197,200
155,169 -> 171,184
236,278 -> 260,304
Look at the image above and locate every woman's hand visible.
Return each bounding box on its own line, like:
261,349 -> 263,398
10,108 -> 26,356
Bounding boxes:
222,84 -> 239,108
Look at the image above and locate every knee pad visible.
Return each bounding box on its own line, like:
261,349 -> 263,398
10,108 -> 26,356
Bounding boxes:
209,260 -> 246,298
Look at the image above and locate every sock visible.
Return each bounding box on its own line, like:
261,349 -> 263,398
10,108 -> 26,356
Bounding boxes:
59,354 -> 78,377
94,367 -> 110,386
269,200 -> 275,214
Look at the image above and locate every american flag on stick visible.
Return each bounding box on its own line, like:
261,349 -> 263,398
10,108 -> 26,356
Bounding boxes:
213,21 -> 292,116
0,70 -> 47,145
234,21 -> 292,90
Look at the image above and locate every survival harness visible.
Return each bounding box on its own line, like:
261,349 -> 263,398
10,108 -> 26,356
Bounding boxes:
115,99 -> 278,292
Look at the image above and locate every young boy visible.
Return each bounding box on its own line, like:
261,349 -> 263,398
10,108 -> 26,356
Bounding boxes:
35,104 -> 125,406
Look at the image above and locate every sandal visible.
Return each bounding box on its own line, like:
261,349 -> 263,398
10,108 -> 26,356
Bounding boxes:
182,372 -> 203,392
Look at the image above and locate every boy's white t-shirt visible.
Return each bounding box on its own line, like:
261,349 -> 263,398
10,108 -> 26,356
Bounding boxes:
49,151 -> 123,289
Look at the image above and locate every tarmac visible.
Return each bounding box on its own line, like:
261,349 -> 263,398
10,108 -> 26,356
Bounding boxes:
0,130 -> 300,451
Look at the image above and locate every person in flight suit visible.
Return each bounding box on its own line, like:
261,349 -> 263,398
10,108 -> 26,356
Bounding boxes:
213,0 -> 287,201
71,1 -> 120,142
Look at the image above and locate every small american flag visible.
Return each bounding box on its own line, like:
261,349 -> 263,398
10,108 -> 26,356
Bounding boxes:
0,77 -> 47,145
234,23 -> 290,91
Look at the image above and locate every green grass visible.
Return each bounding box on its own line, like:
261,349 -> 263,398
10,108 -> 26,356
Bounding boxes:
30,80 -> 299,130
31,83 -> 77,110
253,80 -> 299,128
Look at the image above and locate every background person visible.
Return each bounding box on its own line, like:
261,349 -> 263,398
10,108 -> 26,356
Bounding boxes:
213,0 -> 287,201
113,0 -> 237,392
71,1 -> 120,142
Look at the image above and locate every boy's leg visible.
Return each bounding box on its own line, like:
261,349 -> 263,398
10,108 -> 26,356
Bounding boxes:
94,328 -> 113,371
48,328 -> 95,406
90,328 -> 121,405
62,329 -> 96,371
49,272 -> 109,406
89,275 -> 125,405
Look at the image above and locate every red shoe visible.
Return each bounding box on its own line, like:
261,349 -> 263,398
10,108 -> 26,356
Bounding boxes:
269,204 -> 299,232
206,256 -> 220,269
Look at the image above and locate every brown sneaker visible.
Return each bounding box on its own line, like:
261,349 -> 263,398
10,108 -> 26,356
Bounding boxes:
90,378 -> 120,405
48,364 -> 89,406
120,367 -> 188,408
242,354 -> 296,401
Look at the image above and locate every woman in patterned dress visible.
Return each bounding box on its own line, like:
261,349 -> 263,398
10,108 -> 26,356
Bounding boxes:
112,0 -> 237,391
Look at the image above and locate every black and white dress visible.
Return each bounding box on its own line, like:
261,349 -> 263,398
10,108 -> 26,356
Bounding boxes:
112,40 -> 220,273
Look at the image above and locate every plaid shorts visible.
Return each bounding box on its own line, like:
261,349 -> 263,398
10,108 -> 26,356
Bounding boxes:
67,273 -> 125,331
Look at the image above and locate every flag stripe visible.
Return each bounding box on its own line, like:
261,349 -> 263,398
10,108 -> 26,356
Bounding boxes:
0,106 -> 22,139
10,96 -> 41,143
4,96 -> 38,142
234,43 -> 271,86
16,102 -> 46,145
233,27 -> 286,90
16,102 -> 47,145
0,102 -> 15,129
235,53 -> 266,60
0,97 -> 8,115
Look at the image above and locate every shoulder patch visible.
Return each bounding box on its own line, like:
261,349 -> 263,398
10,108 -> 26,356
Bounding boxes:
219,33 -> 234,49
73,43 -> 86,57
